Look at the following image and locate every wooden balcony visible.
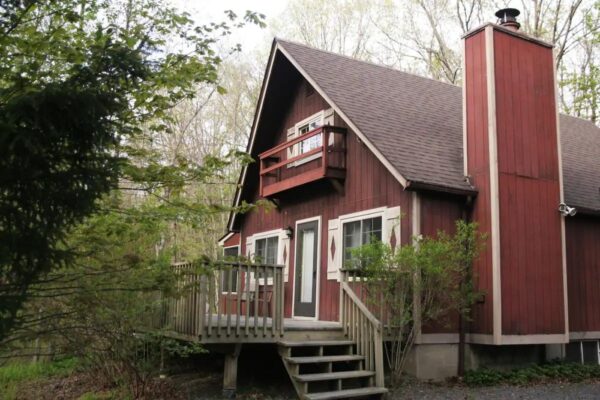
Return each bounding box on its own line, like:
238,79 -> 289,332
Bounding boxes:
259,126 -> 347,197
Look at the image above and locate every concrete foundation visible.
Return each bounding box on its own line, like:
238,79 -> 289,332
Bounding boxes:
404,343 -> 459,381
465,343 -> 545,370
405,342 -> 547,381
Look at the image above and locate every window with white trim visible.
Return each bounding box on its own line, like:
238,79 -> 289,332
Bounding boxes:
287,111 -> 323,160
286,109 -> 334,166
246,229 -> 290,284
326,206 -> 401,281
342,216 -> 382,267
255,236 -> 279,265
221,246 -> 239,293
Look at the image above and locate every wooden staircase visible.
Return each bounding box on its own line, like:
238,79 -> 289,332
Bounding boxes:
278,340 -> 387,399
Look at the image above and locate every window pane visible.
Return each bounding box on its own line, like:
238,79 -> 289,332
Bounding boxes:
266,236 -> 279,264
255,238 -> 266,262
221,269 -> 238,293
223,247 -> 239,258
343,221 -> 362,264
362,217 -> 382,244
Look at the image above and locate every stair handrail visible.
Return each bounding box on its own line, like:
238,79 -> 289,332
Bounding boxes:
339,268 -> 385,387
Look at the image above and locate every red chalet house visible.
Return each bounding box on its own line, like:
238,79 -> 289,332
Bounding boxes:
216,9 -> 599,393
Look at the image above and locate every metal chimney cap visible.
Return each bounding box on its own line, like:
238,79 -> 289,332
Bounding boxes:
495,8 -> 521,30
495,7 -> 520,20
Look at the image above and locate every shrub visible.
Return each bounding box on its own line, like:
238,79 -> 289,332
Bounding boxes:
463,361 -> 600,386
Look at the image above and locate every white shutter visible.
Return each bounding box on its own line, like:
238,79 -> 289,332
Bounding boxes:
384,206 -> 401,253
327,218 -> 341,281
277,231 -> 290,283
286,127 -> 296,160
324,108 -> 334,126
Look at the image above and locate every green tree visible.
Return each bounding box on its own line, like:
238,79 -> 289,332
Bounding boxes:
0,0 -> 264,338
351,220 -> 485,384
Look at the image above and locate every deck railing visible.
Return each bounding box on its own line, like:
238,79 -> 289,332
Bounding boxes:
259,125 -> 346,197
340,268 -> 385,387
151,261 -> 285,342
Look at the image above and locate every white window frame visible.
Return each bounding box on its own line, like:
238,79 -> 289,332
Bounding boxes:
341,214 -> 384,268
286,108 -> 334,167
221,245 -> 240,294
246,228 -> 290,285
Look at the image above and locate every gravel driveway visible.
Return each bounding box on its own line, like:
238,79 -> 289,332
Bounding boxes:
391,382 -> 600,399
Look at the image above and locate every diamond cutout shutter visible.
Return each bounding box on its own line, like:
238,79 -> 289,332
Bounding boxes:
327,218 -> 341,281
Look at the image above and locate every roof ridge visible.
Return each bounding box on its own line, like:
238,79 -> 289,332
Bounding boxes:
275,37 -> 599,127
274,37 -> 462,90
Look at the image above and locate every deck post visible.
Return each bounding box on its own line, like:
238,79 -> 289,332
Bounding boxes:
222,343 -> 242,398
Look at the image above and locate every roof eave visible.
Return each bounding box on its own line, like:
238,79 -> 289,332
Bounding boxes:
406,179 -> 478,197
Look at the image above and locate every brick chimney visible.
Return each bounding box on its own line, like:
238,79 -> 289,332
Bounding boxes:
463,12 -> 568,345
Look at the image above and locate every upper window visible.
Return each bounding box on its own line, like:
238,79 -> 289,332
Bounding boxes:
342,216 -> 382,266
287,111 -> 324,162
255,236 -> 279,265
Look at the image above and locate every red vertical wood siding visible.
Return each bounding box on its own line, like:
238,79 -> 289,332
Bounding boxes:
239,77 -> 411,321
566,216 -> 600,333
223,233 -> 240,248
464,30 -> 494,335
420,193 -> 464,334
493,30 -> 565,335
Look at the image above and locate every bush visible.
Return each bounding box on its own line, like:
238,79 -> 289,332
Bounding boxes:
463,361 -> 600,386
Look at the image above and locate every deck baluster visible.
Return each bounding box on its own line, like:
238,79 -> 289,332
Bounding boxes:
236,264 -> 242,336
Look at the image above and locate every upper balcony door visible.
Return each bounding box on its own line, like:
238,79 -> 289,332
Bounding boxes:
293,219 -> 320,319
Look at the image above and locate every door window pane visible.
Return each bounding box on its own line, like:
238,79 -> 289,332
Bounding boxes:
300,230 -> 315,303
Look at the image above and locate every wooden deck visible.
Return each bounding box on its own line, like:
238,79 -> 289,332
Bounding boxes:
160,315 -> 343,343
145,262 -> 389,398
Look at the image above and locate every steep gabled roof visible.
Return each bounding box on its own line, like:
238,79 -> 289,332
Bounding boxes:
276,39 -> 600,213
277,39 -> 473,194
228,38 -> 600,231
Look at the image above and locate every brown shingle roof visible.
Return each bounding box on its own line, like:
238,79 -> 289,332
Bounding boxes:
277,39 -> 600,213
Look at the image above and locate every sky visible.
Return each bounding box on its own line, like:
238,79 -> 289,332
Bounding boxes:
174,0 -> 290,52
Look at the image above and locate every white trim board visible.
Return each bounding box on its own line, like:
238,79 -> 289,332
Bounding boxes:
291,215 -> 322,321
484,25 -> 503,345
466,333 -> 569,345
571,332 -> 600,340
218,231 -> 235,247
553,48 -> 570,339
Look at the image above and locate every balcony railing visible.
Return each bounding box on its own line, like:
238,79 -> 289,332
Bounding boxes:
259,125 -> 347,197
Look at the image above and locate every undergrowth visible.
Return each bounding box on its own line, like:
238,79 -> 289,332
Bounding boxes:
464,361 -> 600,386
0,358 -> 79,399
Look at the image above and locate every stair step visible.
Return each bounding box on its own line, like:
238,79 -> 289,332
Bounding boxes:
279,340 -> 354,347
294,370 -> 375,382
303,387 -> 388,400
285,355 -> 364,364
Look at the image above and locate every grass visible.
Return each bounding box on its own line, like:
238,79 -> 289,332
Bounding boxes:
463,361 -> 600,386
0,358 -> 79,400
